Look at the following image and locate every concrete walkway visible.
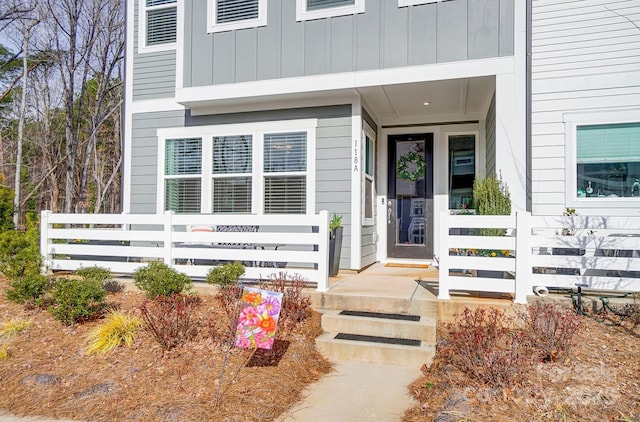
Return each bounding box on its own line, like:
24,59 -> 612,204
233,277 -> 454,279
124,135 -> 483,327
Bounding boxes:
277,361 -> 421,422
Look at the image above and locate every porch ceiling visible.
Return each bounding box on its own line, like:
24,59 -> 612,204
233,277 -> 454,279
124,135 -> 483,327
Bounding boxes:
358,76 -> 495,125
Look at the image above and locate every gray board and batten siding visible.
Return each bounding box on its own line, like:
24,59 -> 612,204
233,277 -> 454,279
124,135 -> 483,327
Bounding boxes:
130,106 -> 354,269
182,0 -> 515,88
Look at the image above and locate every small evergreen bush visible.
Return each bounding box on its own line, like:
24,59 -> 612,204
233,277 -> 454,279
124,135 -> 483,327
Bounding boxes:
133,262 -> 193,298
206,261 -> 245,286
139,294 -> 201,350
49,278 -> 107,325
0,184 -> 14,234
0,223 -> 42,279
472,173 -> 511,237
86,311 -> 142,354
76,266 -> 112,283
5,275 -> 49,306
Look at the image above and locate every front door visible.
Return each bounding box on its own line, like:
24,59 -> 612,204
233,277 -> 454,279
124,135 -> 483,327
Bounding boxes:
387,134 -> 434,259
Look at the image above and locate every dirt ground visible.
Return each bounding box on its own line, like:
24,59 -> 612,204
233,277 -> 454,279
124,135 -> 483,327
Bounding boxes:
0,278 -> 332,422
404,300 -> 640,422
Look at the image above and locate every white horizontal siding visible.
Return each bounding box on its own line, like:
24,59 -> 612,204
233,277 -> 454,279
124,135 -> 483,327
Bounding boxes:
531,0 -> 640,217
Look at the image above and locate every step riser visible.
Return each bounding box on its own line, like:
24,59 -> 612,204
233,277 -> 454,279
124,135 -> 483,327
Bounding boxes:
321,313 -> 436,343
316,334 -> 435,368
314,294 -> 412,314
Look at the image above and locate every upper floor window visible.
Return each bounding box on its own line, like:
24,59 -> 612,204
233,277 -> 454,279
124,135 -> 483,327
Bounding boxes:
296,0 -> 365,21
398,0 -> 442,6
139,0 -> 177,53
564,109 -> 640,209
208,0 -> 267,33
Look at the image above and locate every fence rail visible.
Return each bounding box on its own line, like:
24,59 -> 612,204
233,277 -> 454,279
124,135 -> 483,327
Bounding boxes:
439,211 -> 640,303
40,210 -> 331,292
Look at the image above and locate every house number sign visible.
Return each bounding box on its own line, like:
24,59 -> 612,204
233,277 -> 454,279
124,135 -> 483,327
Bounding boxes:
353,139 -> 359,172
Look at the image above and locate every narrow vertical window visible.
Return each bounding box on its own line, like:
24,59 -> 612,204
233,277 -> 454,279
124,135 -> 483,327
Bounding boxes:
165,138 -> 202,213
263,132 -> 307,214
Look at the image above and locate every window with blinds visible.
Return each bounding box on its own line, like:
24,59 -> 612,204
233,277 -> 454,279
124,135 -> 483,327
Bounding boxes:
264,132 -> 307,214
576,122 -> 640,199
165,138 -> 202,213
216,0 -> 259,23
364,134 -> 375,220
307,0 -> 356,10
212,136 -> 253,213
297,0 -> 363,20
144,0 -> 177,47
209,0 -> 266,32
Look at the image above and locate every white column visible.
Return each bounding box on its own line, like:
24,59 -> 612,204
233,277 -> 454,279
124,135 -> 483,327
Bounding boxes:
350,96 -> 363,270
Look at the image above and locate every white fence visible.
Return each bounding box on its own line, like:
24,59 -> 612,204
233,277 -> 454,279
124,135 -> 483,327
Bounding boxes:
438,211 -> 640,303
40,210 -> 331,292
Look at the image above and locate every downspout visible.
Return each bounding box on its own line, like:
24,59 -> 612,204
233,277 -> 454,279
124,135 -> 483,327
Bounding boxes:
526,0 -> 533,212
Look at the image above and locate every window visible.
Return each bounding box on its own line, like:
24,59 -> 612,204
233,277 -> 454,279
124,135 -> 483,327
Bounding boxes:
448,134 -> 475,210
212,135 -> 253,213
565,109 -> 640,208
208,0 -> 267,33
165,138 -> 202,213
296,0 -> 365,21
363,129 -> 375,224
158,120 -> 317,215
139,0 -> 177,53
398,0 -> 442,6
576,123 -> 640,200
264,132 -> 307,214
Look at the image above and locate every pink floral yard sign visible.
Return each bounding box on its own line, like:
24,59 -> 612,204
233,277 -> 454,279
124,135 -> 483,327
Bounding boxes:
234,287 -> 283,350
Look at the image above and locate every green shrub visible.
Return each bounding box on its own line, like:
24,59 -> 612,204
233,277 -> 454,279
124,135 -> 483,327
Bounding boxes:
0,184 -> 14,234
472,173 -> 511,237
0,224 -> 42,279
206,262 -> 245,286
49,278 -> 106,325
5,275 -> 49,306
133,262 -> 193,298
76,266 -> 112,283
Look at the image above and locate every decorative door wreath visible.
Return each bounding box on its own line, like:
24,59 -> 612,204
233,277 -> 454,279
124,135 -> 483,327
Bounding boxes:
396,151 -> 426,182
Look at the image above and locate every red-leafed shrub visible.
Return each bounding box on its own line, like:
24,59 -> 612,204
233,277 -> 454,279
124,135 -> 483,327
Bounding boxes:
139,294 -> 201,350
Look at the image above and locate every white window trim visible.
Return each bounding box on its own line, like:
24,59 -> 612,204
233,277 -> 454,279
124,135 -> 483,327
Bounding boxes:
564,108 -> 640,209
296,0 -> 365,22
362,122 -> 375,226
157,119 -> 318,215
207,0 -> 267,33
398,0 -> 442,7
138,0 -> 177,54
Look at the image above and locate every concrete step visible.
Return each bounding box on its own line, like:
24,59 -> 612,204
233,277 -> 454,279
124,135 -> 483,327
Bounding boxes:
314,292 -> 413,314
315,332 -> 435,368
321,310 -> 436,343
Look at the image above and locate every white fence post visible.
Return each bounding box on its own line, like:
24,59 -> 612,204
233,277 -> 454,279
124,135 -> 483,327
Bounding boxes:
514,211 -> 531,304
438,211 -> 451,300
40,210 -> 51,274
316,210 -> 330,292
163,210 -> 174,265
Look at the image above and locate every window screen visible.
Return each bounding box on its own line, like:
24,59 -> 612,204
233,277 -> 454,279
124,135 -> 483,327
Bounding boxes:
165,179 -> 201,213
216,0 -> 259,23
264,132 -> 307,173
264,176 -> 306,214
165,138 -> 202,175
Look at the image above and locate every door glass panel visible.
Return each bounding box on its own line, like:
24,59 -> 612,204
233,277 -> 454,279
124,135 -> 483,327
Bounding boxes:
448,135 -> 475,210
394,140 -> 426,246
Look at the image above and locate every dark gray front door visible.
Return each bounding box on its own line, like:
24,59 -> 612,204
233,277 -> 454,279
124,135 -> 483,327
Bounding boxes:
387,134 -> 433,259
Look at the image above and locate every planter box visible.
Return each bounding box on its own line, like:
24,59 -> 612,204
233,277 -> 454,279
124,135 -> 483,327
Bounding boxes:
329,227 -> 343,277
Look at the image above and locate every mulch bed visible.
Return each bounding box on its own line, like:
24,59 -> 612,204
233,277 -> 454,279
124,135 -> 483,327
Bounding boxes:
0,279 -> 332,421
404,303 -> 640,421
